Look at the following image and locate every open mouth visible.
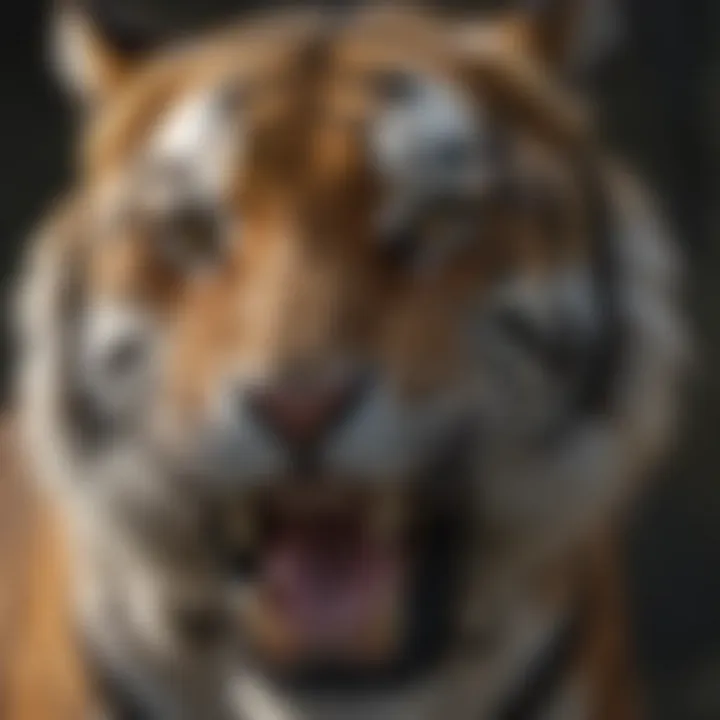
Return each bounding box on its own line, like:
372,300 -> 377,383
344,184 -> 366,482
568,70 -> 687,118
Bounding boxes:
213,473 -> 472,690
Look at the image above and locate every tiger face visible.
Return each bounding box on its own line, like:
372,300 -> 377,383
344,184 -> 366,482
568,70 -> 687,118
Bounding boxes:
77,19 -> 589,468
20,5 -> 683,699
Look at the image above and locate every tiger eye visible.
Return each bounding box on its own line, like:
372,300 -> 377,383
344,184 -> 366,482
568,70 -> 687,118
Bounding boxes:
157,202 -> 229,272
373,69 -> 420,104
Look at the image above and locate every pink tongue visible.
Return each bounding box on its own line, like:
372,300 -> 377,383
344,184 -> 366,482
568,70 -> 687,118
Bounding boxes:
265,518 -> 392,645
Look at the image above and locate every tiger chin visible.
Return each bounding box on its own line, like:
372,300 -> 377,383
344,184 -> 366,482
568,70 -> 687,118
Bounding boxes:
7,2 -> 687,720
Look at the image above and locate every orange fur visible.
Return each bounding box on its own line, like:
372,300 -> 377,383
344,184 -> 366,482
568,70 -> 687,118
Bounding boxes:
0,422 -> 95,720
6,8 -> 658,719
74,11 -> 591,425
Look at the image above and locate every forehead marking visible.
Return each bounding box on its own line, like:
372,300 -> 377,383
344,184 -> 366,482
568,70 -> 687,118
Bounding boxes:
372,77 -> 487,196
371,76 -> 496,236
149,87 -> 243,198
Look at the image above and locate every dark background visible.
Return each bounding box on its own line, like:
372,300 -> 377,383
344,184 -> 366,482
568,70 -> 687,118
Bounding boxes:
0,2 -> 717,718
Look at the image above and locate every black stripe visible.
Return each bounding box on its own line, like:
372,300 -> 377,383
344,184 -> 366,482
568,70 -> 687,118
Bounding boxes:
535,159 -> 624,447
496,610 -> 583,720
83,645 -> 157,720
573,163 -> 623,418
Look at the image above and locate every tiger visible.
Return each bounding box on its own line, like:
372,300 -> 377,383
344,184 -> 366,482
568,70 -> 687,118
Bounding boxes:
4,2 -> 687,719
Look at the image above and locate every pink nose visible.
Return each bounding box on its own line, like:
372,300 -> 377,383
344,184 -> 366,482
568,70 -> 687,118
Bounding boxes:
248,376 -> 365,447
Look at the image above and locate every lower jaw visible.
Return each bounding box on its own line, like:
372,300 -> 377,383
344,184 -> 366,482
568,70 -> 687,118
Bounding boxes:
242,620 -> 454,696
232,668 -> 447,720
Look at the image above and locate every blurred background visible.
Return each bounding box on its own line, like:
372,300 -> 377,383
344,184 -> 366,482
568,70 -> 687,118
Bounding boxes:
0,1 -> 716,718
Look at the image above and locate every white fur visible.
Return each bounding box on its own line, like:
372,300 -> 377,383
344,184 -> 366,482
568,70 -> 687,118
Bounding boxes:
372,77 -> 494,239
80,304 -> 156,419
150,87 -> 242,199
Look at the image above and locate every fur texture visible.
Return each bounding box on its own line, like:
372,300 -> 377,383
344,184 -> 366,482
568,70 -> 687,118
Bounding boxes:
8,6 -> 687,720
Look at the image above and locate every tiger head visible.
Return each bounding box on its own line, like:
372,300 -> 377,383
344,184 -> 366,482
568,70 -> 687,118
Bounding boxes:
19,1 -> 683,693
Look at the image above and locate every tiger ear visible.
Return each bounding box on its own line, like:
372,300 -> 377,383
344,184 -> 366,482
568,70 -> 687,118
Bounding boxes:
480,0 -> 622,74
451,12 -> 590,150
516,0 -> 624,73
50,1 -> 144,111
512,0 -> 586,69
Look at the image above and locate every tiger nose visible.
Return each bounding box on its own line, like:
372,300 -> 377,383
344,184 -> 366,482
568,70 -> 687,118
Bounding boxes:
247,373 -> 367,447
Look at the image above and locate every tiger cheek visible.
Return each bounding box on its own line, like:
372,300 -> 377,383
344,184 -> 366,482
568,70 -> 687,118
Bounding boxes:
164,280 -> 238,422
